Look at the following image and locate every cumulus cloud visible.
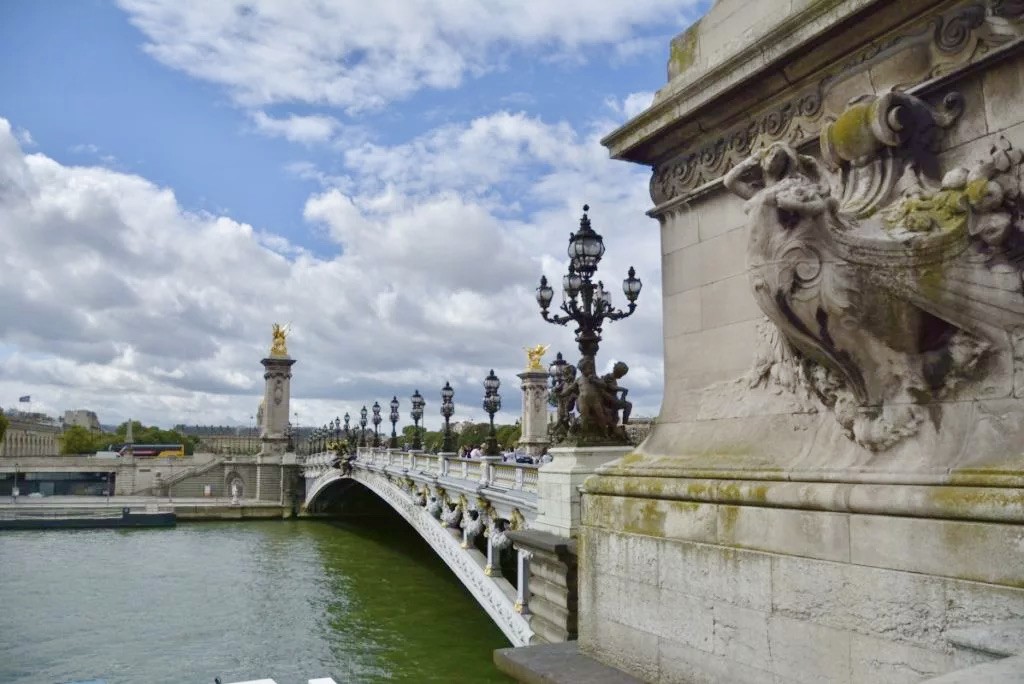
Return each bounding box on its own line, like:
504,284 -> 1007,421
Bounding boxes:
117,0 -> 697,112
606,91 -> 655,121
250,111 -> 341,144
0,112 -> 663,429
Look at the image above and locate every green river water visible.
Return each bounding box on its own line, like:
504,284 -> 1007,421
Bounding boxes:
0,517 -> 512,684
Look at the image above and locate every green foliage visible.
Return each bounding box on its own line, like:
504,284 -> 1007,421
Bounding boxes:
495,424 -> 521,449
0,411 -> 7,444
394,422 -> 521,452
114,421 -> 199,455
61,425 -> 98,454
456,423 -> 490,449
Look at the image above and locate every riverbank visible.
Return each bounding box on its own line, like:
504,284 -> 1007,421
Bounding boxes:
0,495 -> 293,522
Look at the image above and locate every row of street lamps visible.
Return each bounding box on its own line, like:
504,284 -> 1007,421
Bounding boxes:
303,206 -> 638,455
305,370 -> 503,455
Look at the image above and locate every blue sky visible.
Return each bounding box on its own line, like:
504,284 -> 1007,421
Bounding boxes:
0,0 -> 708,429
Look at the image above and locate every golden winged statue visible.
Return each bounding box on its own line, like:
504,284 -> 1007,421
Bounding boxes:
524,344 -> 549,371
270,323 -> 290,357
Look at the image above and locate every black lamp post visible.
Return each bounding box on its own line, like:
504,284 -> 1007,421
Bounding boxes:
482,369 -> 501,456
322,424 -> 329,453
344,412 -> 354,452
359,406 -> 368,447
440,381 -> 455,453
371,401 -> 382,447
333,417 -> 341,450
389,396 -> 399,448
536,205 -> 642,369
410,389 -> 425,450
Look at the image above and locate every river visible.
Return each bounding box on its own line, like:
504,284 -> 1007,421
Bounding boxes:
0,517 -> 512,684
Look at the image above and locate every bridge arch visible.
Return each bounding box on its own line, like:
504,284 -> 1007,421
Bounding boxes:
305,464 -> 533,646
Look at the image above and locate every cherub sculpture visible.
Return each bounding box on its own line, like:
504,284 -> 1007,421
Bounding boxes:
549,362 -> 579,441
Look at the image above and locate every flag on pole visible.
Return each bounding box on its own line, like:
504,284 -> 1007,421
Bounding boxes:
18,395 -> 30,403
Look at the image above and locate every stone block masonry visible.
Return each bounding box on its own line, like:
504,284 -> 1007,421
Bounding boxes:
568,0 -> 1024,681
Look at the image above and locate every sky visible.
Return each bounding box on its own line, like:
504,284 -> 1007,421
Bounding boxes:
0,0 -> 709,432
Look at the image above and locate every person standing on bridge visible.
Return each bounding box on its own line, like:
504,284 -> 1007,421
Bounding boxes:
469,444 -> 482,459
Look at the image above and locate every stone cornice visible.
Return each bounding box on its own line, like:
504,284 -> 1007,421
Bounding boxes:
604,0 -> 1024,209
601,0 -> 891,163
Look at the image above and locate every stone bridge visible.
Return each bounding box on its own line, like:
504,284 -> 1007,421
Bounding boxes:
302,447 -> 540,646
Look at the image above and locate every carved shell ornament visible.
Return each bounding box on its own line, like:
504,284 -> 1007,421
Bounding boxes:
725,91 -> 1024,451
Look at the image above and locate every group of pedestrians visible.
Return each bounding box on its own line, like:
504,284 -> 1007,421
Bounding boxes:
454,444 -> 552,465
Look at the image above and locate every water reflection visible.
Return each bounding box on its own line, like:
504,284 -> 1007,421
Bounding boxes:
0,516 -> 511,684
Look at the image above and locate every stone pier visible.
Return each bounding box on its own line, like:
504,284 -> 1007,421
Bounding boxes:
504,1 -> 1024,682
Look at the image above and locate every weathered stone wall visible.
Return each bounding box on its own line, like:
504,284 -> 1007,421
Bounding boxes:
583,0 -> 1024,681
579,492 -> 1024,682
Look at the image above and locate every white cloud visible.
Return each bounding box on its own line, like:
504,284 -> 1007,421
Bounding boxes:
14,128 -> 34,147
116,0 -> 697,112
0,106 -> 663,430
606,91 -> 655,121
250,111 -> 340,144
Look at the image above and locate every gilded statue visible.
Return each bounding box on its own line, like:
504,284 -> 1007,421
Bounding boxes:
270,323 -> 289,357
524,344 -> 549,371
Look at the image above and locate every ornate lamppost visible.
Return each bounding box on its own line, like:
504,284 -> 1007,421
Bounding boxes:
359,406 -> 368,448
536,204 -> 642,442
332,417 -> 341,451
482,369 -> 501,456
371,401 -> 382,447
344,412 -> 354,452
321,424 -> 329,453
410,389 -> 425,450
389,397 -> 400,448
440,381 -> 455,453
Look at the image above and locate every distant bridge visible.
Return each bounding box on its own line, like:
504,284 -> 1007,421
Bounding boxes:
303,448 -> 540,646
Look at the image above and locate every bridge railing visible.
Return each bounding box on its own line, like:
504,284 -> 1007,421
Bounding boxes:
304,447 -> 540,496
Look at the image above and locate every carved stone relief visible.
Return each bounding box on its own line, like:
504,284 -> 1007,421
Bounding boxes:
651,0 -> 1024,205
724,91 -> 1024,450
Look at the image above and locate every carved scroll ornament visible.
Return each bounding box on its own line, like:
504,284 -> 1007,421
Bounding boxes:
652,0 -> 1024,205
725,91 -> 1024,451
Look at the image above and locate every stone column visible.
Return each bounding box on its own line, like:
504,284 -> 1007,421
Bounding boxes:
260,354 -> 296,457
517,370 -> 550,457
514,548 -> 531,616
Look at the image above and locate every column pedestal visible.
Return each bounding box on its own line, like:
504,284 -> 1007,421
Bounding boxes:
517,370 -> 550,457
531,445 -> 630,538
259,355 -> 296,457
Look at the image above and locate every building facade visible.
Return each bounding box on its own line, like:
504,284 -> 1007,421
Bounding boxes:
63,409 -> 101,432
1,412 -> 62,457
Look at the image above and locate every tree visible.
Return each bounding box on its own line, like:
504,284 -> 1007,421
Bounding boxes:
62,425 -> 99,455
0,410 -> 8,445
495,424 -> 522,449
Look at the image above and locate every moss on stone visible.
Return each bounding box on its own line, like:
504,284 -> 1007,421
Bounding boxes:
826,101 -> 878,162
884,188 -> 969,234
669,25 -> 699,79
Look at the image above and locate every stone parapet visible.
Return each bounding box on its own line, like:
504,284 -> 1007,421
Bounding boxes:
531,445 -> 629,539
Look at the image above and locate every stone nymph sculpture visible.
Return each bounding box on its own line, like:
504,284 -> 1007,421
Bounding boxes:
724,91 -> 1024,451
